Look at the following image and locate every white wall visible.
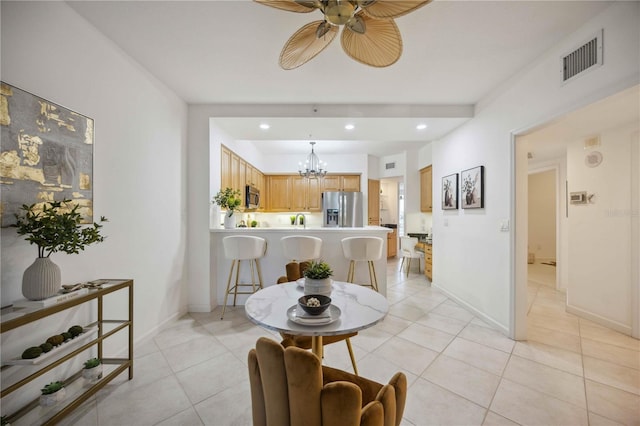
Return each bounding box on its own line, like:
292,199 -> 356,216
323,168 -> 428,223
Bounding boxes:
566,123 -> 638,333
432,2 -> 640,335
528,170 -> 556,260
1,0 -> 188,409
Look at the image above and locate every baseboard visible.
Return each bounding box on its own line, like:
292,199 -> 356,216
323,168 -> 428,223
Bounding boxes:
188,303 -> 215,313
566,304 -> 632,335
432,282 -> 510,337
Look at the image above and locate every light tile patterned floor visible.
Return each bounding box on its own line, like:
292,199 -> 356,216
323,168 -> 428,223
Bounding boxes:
59,260 -> 639,426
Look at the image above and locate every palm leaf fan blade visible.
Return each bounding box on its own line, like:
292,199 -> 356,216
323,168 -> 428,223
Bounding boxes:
254,0 -> 317,13
361,0 -> 432,19
280,21 -> 338,69
341,13 -> 402,67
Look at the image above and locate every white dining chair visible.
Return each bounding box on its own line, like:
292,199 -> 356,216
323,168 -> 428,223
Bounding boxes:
399,236 -> 424,276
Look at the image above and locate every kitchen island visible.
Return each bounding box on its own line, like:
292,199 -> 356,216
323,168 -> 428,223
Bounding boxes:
210,226 -> 391,307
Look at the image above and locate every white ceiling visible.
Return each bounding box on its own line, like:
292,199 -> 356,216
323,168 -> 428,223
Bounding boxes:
67,0 -> 615,156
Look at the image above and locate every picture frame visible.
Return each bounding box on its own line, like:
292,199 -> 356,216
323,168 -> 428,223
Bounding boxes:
441,173 -> 458,210
0,82 -> 94,227
461,165 -> 484,209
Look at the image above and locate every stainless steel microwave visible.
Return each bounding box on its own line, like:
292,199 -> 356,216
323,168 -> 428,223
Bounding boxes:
245,185 -> 260,209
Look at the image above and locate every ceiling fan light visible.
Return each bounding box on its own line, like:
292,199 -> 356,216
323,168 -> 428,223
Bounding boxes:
324,0 -> 356,25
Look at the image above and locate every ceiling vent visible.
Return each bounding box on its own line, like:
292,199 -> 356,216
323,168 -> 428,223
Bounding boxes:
385,162 -> 396,170
561,29 -> 603,84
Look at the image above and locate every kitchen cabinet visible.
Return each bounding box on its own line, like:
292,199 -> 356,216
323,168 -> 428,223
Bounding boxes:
368,179 -> 380,225
220,145 -> 264,210
416,242 -> 433,280
0,279 -> 133,426
322,174 -> 360,192
266,175 -> 321,212
387,228 -> 397,258
420,165 -> 433,212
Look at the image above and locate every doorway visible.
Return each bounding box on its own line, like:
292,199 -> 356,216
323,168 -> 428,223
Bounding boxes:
513,85 -> 640,340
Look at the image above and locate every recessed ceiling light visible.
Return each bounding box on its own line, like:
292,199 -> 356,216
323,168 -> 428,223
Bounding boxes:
416,123 -> 428,130
259,123 -> 270,130
345,124 -> 355,130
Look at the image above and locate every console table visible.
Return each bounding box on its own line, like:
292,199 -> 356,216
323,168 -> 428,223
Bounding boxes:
0,279 -> 133,425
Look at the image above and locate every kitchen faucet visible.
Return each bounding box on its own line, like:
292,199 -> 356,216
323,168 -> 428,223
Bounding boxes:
295,213 -> 306,229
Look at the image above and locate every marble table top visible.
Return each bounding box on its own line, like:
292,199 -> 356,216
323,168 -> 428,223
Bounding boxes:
245,281 -> 389,337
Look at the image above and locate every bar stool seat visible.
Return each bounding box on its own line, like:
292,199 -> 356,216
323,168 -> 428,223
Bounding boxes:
280,235 -> 322,262
341,236 -> 384,292
221,235 -> 266,319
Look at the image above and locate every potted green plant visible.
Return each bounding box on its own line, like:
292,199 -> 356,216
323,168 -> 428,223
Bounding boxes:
13,200 -> 108,301
82,357 -> 102,381
213,188 -> 242,229
39,381 -> 66,406
303,260 -> 333,296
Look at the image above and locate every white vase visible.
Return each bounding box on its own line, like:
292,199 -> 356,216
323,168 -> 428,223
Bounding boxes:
304,278 -> 332,297
39,388 -> 66,407
224,213 -> 236,229
22,257 -> 61,301
82,364 -> 103,382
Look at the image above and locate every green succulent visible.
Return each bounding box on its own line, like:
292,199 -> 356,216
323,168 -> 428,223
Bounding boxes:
68,325 -> 83,337
39,342 -> 53,353
41,381 -> 64,395
1,415 -> 9,426
61,332 -> 72,341
46,335 -> 64,346
303,260 -> 333,280
21,346 -> 43,359
83,358 -> 101,369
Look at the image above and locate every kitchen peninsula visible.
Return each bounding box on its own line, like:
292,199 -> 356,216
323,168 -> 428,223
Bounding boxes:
210,226 -> 391,306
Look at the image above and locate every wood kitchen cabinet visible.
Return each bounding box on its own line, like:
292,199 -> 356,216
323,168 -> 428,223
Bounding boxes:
368,179 -> 380,225
387,228 -> 397,258
220,145 -> 265,210
420,165 -> 433,212
322,174 -> 360,192
266,175 -> 321,212
416,242 -> 433,280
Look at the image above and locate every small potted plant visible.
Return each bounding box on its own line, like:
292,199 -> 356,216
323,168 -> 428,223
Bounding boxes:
39,381 -> 66,406
303,260 -> 333,296
290,215 -> 296,225
213,188 -> 242,229
82,357 -> 102,382
250,220 -> 258,228
13,200 -> 108,300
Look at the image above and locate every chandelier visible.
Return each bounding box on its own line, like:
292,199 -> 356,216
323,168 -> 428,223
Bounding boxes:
298,142 -> 327,179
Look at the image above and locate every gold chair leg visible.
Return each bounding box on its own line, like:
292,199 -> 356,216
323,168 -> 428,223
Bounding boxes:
406,258 -> 410,276
250,260 -> 256,293
400,257 -> 405,272
347,260 -> 355,283
221,259 -> 236,320
368,261 -> 379,292
345,338 -> 358,376
232,260 -> 241,306
255,258 -> 264,289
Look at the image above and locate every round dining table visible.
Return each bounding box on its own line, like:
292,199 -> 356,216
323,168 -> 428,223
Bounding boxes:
244,281 -> 389,358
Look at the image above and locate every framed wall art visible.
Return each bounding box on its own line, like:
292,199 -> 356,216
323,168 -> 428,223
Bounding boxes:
441,173 -> 458,210
461,165 -> 484,209
0,82 -> 94,227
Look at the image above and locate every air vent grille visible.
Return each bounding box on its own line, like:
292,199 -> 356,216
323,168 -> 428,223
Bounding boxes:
385,162 -> 396,170
562,30 -> 603,83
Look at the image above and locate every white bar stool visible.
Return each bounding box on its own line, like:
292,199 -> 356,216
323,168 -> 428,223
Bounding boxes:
221,235 -> 266,319
280,235 -> 322,262
341,236 -> 384,292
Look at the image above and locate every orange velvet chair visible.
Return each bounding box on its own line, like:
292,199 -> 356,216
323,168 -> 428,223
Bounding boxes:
248,337 -> 407,426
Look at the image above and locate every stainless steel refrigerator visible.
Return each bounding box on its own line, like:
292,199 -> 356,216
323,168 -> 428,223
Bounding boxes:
322,191 -> 364,227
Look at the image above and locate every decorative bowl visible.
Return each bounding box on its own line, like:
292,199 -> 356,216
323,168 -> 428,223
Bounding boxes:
298,295 -> 331,316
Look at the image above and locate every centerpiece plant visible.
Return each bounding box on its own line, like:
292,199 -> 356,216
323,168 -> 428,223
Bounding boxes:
13,199 -> 108,300
213,188 -> 242,228
302,260 -> 333,297
40,381 -> 66,406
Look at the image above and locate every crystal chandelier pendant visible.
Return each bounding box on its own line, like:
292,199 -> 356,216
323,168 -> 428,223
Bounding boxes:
299,141 -> 327,179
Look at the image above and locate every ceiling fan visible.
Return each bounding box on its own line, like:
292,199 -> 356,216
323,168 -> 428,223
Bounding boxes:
255,0 -> 432,69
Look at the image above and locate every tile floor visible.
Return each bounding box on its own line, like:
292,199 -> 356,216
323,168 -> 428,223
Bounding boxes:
59,259 -> 639,426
